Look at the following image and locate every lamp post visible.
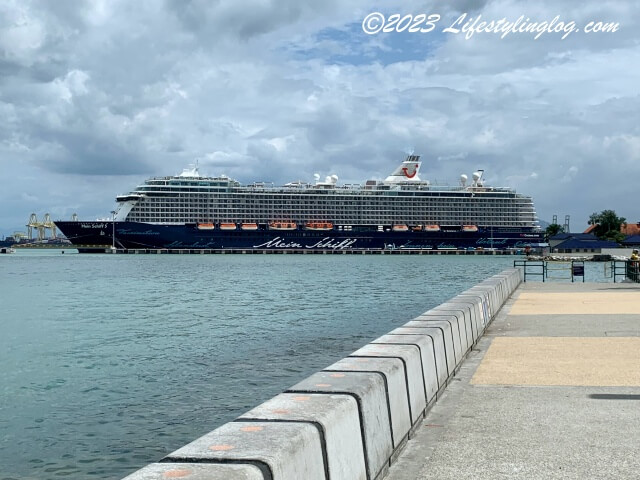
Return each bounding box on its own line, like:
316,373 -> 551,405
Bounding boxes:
110,211 -> 116,252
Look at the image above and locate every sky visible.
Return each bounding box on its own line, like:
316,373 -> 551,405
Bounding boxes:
1,0 -> 639,237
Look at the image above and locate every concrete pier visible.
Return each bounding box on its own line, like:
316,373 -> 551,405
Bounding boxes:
386,281 -> 640,480
122,269 -> 521,480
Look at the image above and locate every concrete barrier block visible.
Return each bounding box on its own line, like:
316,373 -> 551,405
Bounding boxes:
372,334 -> 439,404
452,296 -> 483,340
458,292 -> 491,332
388,327 -> 450,387
239,393 -> 366,480
325,357 -> 411,448
164,421 -> 324,480
122,463 -> 265,480
445,298 -> 482,344
485,277 -> 506,303
349,344 -> 427,425
405,318 -> 461,369
287,371 -> 392,480
480,278 -> 506,304
500,268 -> 522,293
467,286 -> 498,318
433,303 -> 474,348
412,314 -> 464,363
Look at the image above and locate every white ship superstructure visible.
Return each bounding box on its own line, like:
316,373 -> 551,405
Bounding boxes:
115,155 -> 538,230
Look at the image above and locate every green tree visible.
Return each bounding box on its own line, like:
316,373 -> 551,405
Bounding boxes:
588,210 -> 626,243
544,223 -> 564,241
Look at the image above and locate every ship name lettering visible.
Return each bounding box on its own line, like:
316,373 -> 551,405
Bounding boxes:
513,241 -> 533,248
118,229 -> 160,236
253,237 -> 303,249
306,237 -> 357,250
476,237 -> 507,245
401,244 -> 433,249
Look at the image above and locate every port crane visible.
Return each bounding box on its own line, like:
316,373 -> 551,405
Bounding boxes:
26,213 -> 57,241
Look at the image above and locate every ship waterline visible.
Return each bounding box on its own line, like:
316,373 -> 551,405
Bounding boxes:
53,221 -> 541,252
55,155 -> 543,251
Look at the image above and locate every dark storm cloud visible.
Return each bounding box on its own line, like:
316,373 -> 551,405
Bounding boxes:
165,0 -> 342,40
32,129 -> 152,176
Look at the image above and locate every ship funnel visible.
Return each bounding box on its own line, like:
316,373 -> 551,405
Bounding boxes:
384,155 -> 422,183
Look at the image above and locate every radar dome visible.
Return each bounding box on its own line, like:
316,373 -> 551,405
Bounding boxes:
330,174 -> 338,183
472,172 -> 481,181
460,174 -> 468,185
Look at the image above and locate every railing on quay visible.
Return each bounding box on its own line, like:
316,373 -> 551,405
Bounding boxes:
612,260 -> 640,283
513,259 -> 546,282
514,260 -> 586,282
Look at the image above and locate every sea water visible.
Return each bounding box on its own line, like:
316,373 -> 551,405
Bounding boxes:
0,251 -> 609,479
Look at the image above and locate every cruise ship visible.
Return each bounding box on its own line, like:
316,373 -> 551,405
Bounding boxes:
54,155 -> 543,252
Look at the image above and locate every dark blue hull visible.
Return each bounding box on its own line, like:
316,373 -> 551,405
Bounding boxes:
54,221 -> 543,252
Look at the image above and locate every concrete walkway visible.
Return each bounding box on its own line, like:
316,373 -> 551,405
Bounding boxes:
386,282 -> 640,480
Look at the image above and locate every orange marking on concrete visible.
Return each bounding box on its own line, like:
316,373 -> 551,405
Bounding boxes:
270,409 -> 291,414
315,383 -> 331,387
163,469 -> 192,478
240,425 -> 264,432
293,396 -> 311,401
330,373 -> 346,378
209,444 -> 235,451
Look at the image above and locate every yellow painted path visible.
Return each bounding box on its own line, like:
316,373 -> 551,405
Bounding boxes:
473,289 -> 640,387
508,291 -> 640,315
472,337 -> 640,386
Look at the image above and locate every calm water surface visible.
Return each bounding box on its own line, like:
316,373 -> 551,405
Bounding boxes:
0,251 -> 607,479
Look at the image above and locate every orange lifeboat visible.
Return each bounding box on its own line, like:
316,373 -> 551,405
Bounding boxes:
268,221 -> 297,230
425,225 -> 441,232
197,222 -> 215,230
305,221 -> 333,231
411,225 -> 423,231
392,224 -> 409,232
219,223 -> 237,230
241,223 -> 259,231
462,225 -> 478,232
